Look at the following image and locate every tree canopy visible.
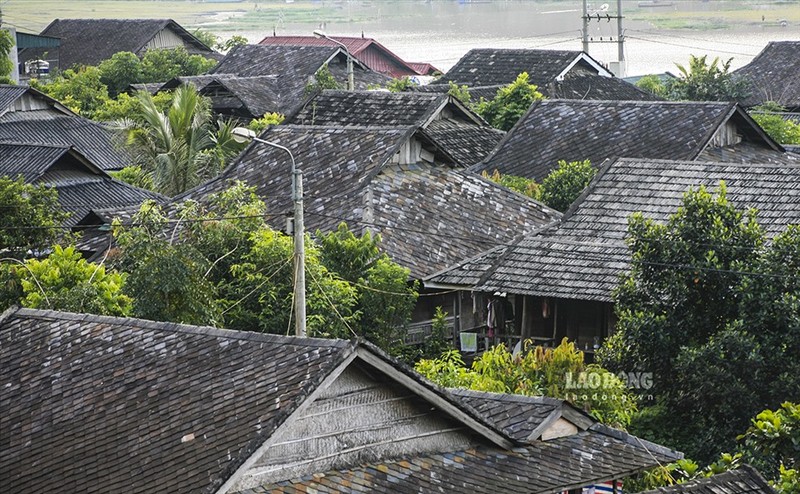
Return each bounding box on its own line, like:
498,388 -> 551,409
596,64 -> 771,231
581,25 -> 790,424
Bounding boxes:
475,72 -> 544,131
417,339 -> 637,428
0,177 -> 70,259
540,159 -> 596,212
598,183 -> 800,463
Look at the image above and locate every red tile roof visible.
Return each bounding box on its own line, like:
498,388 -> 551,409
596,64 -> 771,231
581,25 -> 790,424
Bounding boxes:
258,35 -> 438,78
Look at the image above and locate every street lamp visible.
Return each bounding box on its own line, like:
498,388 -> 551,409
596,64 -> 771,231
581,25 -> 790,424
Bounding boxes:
313,29 -> 354,91
231,127 -> 306,337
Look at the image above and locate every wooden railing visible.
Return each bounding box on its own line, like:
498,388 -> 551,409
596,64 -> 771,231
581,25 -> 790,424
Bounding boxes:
403,316 -> 456,345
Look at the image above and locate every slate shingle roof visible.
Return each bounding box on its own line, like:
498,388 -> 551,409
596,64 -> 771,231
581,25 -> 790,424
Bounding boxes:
478,100 -> 782,181
419,118 -> 505,166
0,143 -> 162,227
0,116 -> 132,170
734,41 -> 800,110
547,73 -> 663,101
0,307 -> 354,494
241,426 -> 679,494
0,85 -> 28,111
20,18 -> 215,70
448,389 -> 563,442
289,90 -> 447,127
288,90 -> 502,166
436,48 -> 606,88
641,465 -> 776,494
428,158 -> 800,301
177,125 -> 559,278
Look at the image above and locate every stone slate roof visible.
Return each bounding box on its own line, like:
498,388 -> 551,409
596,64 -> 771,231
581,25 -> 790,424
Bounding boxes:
0,116 -> 132,170
0,143 -> 162,227
177,125 -> 559,278
419,118 -> 505,166
478,100 -> 783,181
289,90 -> 448,127
641,465 -> 776,494
243,427 -> 679,494
1,307 -> 679,494
209,44 -> 390,90
734,41 -> 800,110
0,85 -> 28,111
288,90 -> 501,166
435,48 -> 608,88
21,18 -> 216,71
0,84 -> 77,120
0,307 -> 355,494
428,158 -> 800,301
547,73 -> 663,101
448,389 -> 564,442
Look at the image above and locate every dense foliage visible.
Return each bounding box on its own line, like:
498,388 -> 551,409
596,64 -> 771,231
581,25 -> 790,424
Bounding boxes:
0,27 -> 13,84
670,55 -> 749,101
481,169 -> 542,200
2,245 -> 131,316
750,102 -> 800,145
599,183 -> 800,463
123,85 -> 245,195
0,177 -> 70,259
107,185 -> 417,352
475,72 -> 544,131
540,159 -> 596,212
629,403 -> 799,494
417,338 -> 637,428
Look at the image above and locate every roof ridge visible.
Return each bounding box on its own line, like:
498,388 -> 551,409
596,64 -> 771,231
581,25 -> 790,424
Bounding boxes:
10,308 -> 353,349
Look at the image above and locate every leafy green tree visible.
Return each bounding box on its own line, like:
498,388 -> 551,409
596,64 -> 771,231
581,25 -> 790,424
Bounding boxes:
112,201 -> 221,325
7,245 -> 131,316
305,63 -> 341,95
190,29 -> 218,50
540,159 -> 595,212
0,27 -> 13,84
0,177 -> 70,258
247,112 -> 285,133
32,66 -> 110,118
750,103 -> 800,145
217,35 -> 248,53
482,169 -> 541,200
110,166 -> 155,191
317,223 -> 418,354
385,76 -> 418,92
475,72 -> 544,131
98,51 -> 143,97
599,183 -> 800,462
417,339 -> 637,428
739,402 -> 800,480
92,90 -> 173,122
635,74 -> 669,98
447,81 -> 471,105
139,46 -> 216,83
669,55 -> 749,101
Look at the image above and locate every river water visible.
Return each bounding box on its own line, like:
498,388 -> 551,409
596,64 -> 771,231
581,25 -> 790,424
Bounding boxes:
213,0 -> 799,76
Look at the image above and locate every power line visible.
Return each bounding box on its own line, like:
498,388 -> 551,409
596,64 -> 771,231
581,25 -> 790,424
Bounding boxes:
624,35 -> 757,57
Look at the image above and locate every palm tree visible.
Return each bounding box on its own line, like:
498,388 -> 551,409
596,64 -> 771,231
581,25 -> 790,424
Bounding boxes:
128,85 -> 239,196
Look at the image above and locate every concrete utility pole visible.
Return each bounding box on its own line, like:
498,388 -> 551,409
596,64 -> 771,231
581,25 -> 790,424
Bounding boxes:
581,0 -> 626,77
231,128 -> 306,337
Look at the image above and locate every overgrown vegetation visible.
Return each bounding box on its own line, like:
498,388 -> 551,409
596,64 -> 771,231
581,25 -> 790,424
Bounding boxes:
749,102 -> 800,145
540,159 -> 596,212
599,183 -> 800,464
416,338 -> 637,428
475,72 -> 544,131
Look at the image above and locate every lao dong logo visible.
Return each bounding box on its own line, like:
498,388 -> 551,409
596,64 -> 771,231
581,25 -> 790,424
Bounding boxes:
565,371 -> 653,390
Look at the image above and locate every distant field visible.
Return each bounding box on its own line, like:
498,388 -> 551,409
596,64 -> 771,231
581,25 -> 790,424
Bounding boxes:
2,0 -> 344,34
4,0 -> 800,36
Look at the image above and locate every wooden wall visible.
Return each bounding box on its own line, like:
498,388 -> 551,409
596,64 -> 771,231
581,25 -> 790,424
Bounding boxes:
234,363 -> 475,490
144,28 -> 186,52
